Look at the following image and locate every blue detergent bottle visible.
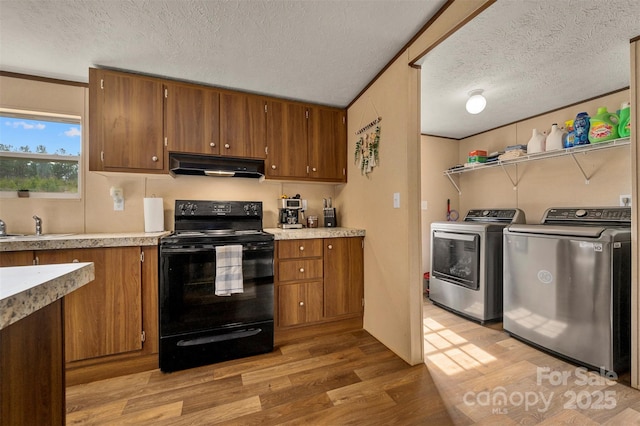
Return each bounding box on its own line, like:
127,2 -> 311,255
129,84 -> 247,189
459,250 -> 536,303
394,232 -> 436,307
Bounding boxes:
573,112 -> 590,145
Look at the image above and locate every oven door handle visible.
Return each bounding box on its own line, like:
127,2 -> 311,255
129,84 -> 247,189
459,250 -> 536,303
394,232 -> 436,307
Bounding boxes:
161,245 -> 273,254
433,231 -> 477,241
161,247 -> 219,254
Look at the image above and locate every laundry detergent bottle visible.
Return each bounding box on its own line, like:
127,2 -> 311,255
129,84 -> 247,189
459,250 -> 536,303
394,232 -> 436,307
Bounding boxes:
563,120 -> 575,148
573,112 -> 590,145
619,102 -> 631,138
588,106 -> 619,143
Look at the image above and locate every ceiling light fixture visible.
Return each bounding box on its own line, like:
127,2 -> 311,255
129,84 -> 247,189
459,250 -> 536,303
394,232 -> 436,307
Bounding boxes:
465,89 -> 486,114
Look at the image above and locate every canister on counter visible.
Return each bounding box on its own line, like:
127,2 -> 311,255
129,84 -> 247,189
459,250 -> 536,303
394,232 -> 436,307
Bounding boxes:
307,216 -> 318,228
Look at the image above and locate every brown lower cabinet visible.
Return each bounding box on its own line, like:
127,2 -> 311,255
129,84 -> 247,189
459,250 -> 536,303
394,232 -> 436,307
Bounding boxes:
0,299 -> 65,426
275,237 -> 364,338
38,247 -> 143,362
1,245 -> 159,385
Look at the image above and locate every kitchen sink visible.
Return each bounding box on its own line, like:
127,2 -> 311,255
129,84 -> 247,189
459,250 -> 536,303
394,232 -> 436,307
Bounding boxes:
0,233 -> 76,240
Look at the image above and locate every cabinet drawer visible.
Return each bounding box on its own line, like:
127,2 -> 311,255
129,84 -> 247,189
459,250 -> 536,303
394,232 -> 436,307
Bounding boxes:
278,239 -> 323,259
279,259 -> 323,282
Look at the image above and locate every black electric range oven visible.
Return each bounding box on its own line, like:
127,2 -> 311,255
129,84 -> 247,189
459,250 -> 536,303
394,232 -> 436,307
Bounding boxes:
159,200 -> 274,372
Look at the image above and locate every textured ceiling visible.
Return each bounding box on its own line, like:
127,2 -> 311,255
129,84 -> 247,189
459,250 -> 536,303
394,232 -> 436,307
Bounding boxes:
420,0 -> 640,139
0,0 -> 445,107
3,1 -> 639,140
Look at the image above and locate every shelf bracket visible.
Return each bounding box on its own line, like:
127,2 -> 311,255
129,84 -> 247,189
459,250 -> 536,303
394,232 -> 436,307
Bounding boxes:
499,162 -> 518,190
569,152 -> 590,184
444,172 -> 462,195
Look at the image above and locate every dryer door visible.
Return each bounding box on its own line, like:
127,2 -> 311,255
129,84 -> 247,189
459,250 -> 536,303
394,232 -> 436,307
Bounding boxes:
431,230 -> 480,290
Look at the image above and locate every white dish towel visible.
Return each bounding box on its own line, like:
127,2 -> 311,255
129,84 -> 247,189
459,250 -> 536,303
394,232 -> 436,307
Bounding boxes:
215,245 -> 244,296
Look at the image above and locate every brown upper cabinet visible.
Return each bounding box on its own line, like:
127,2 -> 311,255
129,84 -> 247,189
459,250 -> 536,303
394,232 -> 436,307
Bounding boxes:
266,100 -> 347,182
89,67 -> 346,181
220,92 -> 267,159
164,82 -> 220,156
309,106 -> 347,182
89,68 -> 165,172
266,100 -> 309,179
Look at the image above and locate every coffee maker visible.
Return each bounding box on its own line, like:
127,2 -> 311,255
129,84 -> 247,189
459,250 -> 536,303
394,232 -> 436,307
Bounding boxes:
278,198 -> 303,229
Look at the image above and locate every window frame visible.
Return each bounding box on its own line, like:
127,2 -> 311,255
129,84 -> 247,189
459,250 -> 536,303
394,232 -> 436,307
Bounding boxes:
0,108 -> 83,199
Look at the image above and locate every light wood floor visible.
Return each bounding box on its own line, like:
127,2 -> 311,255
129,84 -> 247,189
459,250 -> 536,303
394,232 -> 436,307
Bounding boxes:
422,299 -> 640,425
66,324 -> 453,425
66,300 -> 640,425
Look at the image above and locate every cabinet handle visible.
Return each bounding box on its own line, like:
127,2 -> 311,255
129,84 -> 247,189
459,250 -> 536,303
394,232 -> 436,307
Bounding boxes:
328,244 -> 333,250
152,156 -> 158,162
299,268 -> 305,273
271,165 -> 277,170
299,301 -> 304,306
312,167 -> 317,172
299,246 -> 304,251
210,142 -> 216,147
72,259 -> 79,263
224,143 -> 230,149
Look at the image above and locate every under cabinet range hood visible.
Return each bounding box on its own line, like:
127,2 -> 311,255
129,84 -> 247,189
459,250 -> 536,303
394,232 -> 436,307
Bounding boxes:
169,153 -> 265,179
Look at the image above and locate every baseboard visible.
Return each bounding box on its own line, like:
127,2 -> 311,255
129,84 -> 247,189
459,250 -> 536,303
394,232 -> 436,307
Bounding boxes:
275,315 -> 363,346
66,353 -> 158,386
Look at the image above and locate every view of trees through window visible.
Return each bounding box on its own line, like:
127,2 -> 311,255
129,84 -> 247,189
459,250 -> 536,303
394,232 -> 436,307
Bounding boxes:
0,112 -> 81,195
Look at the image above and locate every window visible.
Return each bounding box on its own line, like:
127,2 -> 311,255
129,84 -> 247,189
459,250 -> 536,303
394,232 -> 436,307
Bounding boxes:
0,109 -> 81,198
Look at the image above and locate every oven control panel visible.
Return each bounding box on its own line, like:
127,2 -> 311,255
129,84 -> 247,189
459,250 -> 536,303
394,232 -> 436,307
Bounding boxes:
543,207 -> 631,223
176,200 -> 262,217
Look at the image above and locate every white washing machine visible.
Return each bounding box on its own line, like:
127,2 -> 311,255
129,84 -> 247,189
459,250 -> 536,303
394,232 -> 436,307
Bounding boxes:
429,209 -> 525,323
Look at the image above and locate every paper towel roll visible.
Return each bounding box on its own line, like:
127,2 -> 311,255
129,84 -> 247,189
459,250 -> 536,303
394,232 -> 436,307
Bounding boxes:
144,198 -> 164,232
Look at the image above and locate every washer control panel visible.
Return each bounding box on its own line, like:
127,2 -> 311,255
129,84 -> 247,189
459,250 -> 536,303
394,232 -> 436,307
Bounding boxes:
543,207 -> 631,224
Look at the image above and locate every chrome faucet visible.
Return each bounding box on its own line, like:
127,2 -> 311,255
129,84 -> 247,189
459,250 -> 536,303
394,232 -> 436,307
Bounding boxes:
33,215 -> 42,236
0,219 -> 6,236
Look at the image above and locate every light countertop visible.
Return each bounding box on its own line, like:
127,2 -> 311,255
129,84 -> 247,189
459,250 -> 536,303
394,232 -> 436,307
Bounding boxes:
0,231 -> 171,252
265,227 -> 365,240
0,228 -> 365,252
0,262 -> 95,330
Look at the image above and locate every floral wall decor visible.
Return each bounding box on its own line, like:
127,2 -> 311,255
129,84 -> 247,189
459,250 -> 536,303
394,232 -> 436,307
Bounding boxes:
355,116 -> 381,176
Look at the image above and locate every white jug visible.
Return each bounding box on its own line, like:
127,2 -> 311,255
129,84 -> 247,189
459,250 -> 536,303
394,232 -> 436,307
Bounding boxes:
545,123 -> 565,151
527,129 -> 546,154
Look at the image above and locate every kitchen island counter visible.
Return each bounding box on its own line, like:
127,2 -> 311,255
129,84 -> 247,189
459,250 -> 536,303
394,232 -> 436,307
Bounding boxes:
1,261 -> 95,425
265,227 -> 365,240
0,262 -> 94,329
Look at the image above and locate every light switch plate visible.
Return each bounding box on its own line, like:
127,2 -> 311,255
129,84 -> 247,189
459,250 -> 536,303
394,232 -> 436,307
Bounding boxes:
393,192 -> 400,209
421,201 -> 428,210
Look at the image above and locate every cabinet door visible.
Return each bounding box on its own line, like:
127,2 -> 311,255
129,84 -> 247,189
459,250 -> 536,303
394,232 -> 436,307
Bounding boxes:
0,251 -> 34,266
324,237 -> 364,318
98,70 -> 164,171
38,247 -> 142,362
266,100 -> 308,178
278,281 -> 323,327
165,82 -> 220,155
220,92 -> 266,159
308,107 -> 347,182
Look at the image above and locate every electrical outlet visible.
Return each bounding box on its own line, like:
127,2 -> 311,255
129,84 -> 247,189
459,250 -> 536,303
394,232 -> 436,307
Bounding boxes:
620,194 -> 632,207
110,187 -> 124,211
